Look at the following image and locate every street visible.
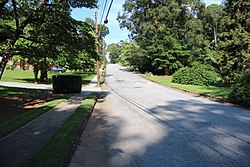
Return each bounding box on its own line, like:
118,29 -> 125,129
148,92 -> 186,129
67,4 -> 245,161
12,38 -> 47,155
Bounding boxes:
70,64 -> 250,167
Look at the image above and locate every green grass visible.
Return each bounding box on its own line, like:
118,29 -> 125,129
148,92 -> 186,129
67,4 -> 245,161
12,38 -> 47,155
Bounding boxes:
2,69 -> 34,83
0,86 -> 47,97
2,69 -> 96,85
0,98 -> 66,139
25,93 -> 97,167
142,75 -> 231,98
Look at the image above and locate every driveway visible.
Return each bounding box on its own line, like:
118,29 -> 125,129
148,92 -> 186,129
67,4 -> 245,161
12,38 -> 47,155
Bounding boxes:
70,64 -> 250,167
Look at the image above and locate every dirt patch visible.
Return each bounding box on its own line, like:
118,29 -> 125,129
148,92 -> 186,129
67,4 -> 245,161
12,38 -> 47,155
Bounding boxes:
0,92 -> 64,125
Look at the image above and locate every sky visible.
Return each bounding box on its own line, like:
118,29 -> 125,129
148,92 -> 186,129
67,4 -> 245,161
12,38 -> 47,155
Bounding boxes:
71,0 -> 223,46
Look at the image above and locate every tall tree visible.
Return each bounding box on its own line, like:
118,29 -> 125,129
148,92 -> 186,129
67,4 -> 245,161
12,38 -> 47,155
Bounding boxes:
0,0 -> 97,79
117,0 -> 198,74
218,0 -> 250,83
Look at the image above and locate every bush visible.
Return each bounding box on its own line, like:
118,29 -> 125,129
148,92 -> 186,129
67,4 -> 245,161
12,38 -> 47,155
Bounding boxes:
52,75 -> 82,94
229,72 -> 250,106
172,63 -> 217,86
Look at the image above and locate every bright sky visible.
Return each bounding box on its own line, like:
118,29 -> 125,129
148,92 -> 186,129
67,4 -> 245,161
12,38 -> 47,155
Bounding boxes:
71,0 -> 223,46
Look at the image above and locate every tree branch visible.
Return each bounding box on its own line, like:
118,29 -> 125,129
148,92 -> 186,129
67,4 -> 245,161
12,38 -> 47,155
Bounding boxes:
12,0 -> 19,40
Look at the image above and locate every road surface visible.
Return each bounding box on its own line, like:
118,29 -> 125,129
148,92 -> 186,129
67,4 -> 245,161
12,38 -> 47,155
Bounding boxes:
70,64 -> 250,167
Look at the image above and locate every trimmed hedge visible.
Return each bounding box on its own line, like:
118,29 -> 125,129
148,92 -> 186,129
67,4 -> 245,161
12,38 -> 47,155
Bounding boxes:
172,63 -> 217,86
52,75 -> 82,94
229,72 -> 250,106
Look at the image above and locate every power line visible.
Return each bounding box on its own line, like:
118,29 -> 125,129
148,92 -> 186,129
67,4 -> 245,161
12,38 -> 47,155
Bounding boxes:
100,0 -> 109,25
104,0 -> 114,24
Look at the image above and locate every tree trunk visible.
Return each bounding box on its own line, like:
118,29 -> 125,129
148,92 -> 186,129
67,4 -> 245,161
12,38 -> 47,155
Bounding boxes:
164,67 -> 169,75
214,23 -> 218,46
0,54 -> 9,79
33,64 -> 39,83
20,60 -> 25,70
40,68 -> 48,84
39,58 -> 48,84
0,42 -> 14,79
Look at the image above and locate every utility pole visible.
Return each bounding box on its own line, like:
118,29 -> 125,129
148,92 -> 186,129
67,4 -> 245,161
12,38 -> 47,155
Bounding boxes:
95,8 -> 100,86
103,39 -> 106,65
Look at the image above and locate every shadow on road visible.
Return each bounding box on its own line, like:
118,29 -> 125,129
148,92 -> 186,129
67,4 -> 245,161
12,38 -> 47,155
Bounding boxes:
82,91 -> 250,167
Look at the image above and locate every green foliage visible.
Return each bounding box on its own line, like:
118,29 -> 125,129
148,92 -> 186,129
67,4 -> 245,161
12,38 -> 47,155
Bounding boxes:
52,75 -> 82,94
117,0 -> 211,74
119,43 -> 151,72
217,0 -> 250,83
0,0 -> 99,82
229,72 -> 250,106
117,0 -> 249,85
106,43 -> 121,63
172,63 -> 218,86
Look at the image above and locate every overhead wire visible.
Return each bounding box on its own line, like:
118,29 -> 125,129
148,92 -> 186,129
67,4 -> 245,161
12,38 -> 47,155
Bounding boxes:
104,0 -> 114,24
100,0 -> 109,25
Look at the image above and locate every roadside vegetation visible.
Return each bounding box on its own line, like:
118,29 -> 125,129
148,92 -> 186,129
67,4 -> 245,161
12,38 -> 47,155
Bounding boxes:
25,93 -> 97,167
1,1 -> 107,84
107,0 -> 249,106
142,75 -> 231,99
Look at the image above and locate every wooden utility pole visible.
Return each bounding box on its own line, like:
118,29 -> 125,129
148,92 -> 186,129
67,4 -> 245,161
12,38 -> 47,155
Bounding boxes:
103,39 -> 106,64
95,8 -> 100,86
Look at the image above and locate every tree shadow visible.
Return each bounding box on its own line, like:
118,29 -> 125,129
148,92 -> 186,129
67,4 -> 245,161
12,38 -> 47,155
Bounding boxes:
80,90 -> 250,166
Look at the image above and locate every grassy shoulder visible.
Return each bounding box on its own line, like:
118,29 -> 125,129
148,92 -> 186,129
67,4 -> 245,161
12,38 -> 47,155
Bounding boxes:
142,75 -> 231,99
2,69 -> 95,85
25,93 -> 97,167
0,98 -> 66,139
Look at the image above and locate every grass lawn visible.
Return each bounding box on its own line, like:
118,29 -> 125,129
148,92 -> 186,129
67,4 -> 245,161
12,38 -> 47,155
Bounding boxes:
0,98 -> 66,139
2,69 -> 34,83
1,69 -> 95,85
142,75 -> 231,99
0,86 -> 47,97
25,93 -> 97,167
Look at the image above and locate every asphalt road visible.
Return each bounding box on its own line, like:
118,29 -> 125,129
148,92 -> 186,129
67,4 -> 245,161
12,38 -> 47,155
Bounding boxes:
70,64 -> 250,167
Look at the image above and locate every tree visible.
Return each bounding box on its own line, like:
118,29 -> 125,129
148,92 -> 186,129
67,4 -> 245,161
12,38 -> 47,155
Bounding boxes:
106,43 -> 121,63
218,0 -> 250,83
0,0 -> 97,79
117,0 -> 198,74
201,4 -> 224,47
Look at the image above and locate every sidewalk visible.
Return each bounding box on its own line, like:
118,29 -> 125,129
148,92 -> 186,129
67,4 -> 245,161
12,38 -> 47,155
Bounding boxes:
0,81 -> 52,90
0,75 -> 101,167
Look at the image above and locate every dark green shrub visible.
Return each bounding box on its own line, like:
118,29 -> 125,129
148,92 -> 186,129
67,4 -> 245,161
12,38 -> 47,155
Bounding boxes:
52,75 -> 82,94
172,63 -> 217,86
229,72 -> 250,106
